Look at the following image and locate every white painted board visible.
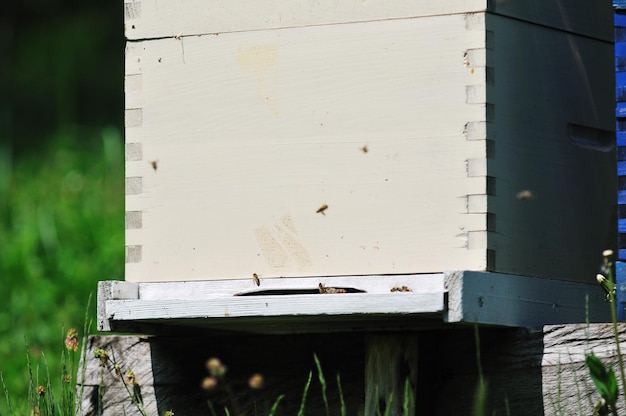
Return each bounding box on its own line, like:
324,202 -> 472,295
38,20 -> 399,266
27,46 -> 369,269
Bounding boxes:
125,14 -> 490,282
125,9 -> 614,284
98,272 -> 610,333
123,0 -> 612,41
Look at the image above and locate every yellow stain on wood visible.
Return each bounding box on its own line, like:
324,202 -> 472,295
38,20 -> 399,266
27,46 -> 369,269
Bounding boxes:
237,44 -> 280,116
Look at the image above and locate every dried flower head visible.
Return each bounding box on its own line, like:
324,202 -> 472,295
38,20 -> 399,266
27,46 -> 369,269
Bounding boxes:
202,376 -> 218,391
596,273 -> 616,301
36,385 -> 46,396
65,328 -> 79,352
93,349 -> 109,367
248,373 -> 265,389
206,357 -> 227,378
125,370 -> 137,385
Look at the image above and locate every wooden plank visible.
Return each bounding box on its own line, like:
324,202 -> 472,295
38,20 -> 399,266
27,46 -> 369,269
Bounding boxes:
80,333 -> 366,416
434,324 -> 626,415
98,271 -> 608,332
123,0 -> 611,42
98,275 -> 449,333
97,281 -> 139,331
125,14 -> 489,282
105,293 -> 444,322
124,0 -> 486,39
135,273 -> 445,299
485,14 -> 615,282
444,271 -> 610,327
80,324 -> 626,415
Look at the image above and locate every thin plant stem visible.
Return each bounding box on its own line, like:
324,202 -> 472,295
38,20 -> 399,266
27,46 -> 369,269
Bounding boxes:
41,352 -> 55,416
26,344 -> 35,413
608,266 -> 626,412
296,370 -> 313,416
402,378 -> 413,416
267,394 -> 284,416
77,293 -> 93,415
383,392 -> 394,416
313,354 -> 329,416
206,400 -> 218,416
336,374 -> 346,416
472,323 -> 487,416
0,372 -> 13,414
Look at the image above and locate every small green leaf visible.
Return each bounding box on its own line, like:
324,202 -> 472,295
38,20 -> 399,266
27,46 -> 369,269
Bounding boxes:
586,353 -> 619,405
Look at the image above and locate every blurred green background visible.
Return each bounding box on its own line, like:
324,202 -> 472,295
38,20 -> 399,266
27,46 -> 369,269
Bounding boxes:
0,0 -> 124,406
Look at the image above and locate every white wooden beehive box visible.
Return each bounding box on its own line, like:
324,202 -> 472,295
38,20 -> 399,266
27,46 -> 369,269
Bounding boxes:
123,0 -> 615,286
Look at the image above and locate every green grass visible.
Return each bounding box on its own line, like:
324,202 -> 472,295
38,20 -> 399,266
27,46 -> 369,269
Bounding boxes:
0,128 -> 124,412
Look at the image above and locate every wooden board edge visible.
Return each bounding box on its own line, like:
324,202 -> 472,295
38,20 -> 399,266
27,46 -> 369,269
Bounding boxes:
97,281 -> 139,331
105,292 -> 445,322
444,270 -> 611,327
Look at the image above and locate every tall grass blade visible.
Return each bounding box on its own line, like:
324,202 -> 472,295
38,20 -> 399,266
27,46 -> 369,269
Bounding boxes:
472,323 -> 487,416
313,354 -> 329,416
26,345 -> 34,413
41,352 -> 55,416
382,392 -> 394,416
206,400 -> 218,416
97,366 -> 104,416
296,370 -> 313,416
336,374 -> 346,416
402,377 -> 414,416
267,394 -> 285,416
77,294 -> 93,416
472,380 -> 488,416
0,372 -> 13,414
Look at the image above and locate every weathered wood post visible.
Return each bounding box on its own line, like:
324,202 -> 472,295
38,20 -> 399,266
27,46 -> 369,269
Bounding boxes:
88,1 -> 617,415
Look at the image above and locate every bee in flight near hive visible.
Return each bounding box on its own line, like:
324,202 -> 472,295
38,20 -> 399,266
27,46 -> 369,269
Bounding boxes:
316,204 -> 328,215
516,189 -> 535,200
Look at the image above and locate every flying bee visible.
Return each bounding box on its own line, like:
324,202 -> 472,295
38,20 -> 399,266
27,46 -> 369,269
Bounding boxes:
149,160 -> 158,172
361,145 -> 368,153
316,204 -> 328,215
252,273 -> 260,286
516,189 -> 535,200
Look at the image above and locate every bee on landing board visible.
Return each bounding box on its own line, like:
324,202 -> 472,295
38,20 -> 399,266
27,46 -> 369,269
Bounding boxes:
252,273 -> 260,286
319,283 -> 346,294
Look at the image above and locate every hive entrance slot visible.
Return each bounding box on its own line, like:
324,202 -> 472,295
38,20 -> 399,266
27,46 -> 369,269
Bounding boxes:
235,287 -> 366,296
